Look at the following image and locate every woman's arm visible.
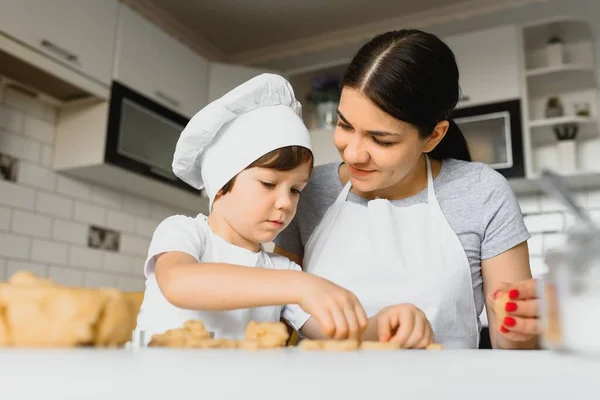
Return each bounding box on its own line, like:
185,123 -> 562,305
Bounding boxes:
155,251 -> 306,310
482,241 -> 539,349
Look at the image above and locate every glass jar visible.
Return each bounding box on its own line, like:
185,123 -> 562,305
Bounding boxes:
543,230 -> 600,356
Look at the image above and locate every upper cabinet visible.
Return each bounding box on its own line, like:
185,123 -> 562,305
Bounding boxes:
207,62 -> 279,102
444,25 -> 522,108
113,4 -> 209,118
0,0 -> 119,86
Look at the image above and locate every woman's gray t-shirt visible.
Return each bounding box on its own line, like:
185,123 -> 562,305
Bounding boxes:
273,158 -> 531,328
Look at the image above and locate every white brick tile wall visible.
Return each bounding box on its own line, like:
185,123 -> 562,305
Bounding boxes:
91,186 -> 123,209
103,252 -> 133,274
0,205 -> 11,231
523,212 -> 564,234
106,210 -> 135,233
134,217 -> 158,237
120,234 -> 150,257
11,210 -> 52,238
30,239 -> 67,265
0,84 -> 163,289
4,87 -> 52,121
527,234 -> 543,257
123,195 -> 152,218
17,163 -> 56,191
0,258 -> 7,280
587,189 -> 600,208
84,271 -> 117,288
56,176 -> 92,200
0,130 -> 41,162
41,145 -> 53,168
150,203 -> 176,221
0,104 -> 24,133
518,195 -> 540,214
68,246 -> 103,270
7,260 -> 47,279
24,116 -> 55,144
529,257 -> 548,279
117,276 -> 145,291
36,192 -> 73,218
74,201 -> 106,225
540,192 -> 588,212
130,256 -> 146,276
0,232 -> 29,259
52,219 -> 88,246
48,266 -> 84,286
543,233 -> 567,252
0,181 -> 35,209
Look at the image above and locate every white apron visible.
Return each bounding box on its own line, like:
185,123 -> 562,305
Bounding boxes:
304,157 -> 479,348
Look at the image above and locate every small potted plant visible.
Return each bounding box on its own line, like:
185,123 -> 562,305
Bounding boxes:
306,76 -> 341,128
545,96 -> 564,119
547,36 -> 564,66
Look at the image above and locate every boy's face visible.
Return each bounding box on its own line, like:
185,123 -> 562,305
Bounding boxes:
215,162 -> 311,248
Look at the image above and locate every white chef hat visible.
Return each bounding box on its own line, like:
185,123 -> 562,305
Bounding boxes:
172,73 -> 312,208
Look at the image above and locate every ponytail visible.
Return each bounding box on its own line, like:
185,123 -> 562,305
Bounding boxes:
427,119 -> 471,162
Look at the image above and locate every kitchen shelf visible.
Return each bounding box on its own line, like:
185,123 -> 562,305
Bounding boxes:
525,63 -> 594,77
510,169 -> 600,195
529,116 -> 596,128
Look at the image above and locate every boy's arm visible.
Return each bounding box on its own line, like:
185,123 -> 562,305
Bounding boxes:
155,251 -> 309,310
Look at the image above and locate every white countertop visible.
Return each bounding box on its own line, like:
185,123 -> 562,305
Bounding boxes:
0,348 -> 598,400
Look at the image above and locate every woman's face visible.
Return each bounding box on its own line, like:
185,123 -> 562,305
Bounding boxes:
334,87 -> 433,194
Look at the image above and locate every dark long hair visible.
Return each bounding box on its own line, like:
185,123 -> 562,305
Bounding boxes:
342,29 -> 471,162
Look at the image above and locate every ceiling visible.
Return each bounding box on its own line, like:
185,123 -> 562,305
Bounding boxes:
125,0 -> 544,71
145,0 -> 470,54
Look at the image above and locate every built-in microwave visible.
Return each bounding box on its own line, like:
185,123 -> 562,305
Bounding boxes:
451,98 -> 525,179
105,81 -> 197,195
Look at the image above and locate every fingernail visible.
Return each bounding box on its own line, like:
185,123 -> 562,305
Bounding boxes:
504,317 -> 516,327
500,326 -> 509,333
509,289 -> 519,299
505,302 -> 517,312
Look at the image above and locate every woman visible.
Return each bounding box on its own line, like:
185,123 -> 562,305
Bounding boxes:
274,29 -> 540,349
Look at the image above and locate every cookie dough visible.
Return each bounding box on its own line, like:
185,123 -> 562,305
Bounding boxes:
494,292 -> 510,328
425,343 -> 444,351
359,341 -> 401,350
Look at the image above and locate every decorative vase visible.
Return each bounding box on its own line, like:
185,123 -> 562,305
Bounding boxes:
556,139 -> 577,173
546,42 -> 564,66
316,101 -> 338,129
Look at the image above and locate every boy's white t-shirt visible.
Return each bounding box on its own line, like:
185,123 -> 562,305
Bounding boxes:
136,214 -> 311,343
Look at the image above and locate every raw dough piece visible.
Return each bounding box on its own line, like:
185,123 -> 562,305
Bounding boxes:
298,339 -> 324,350
426,343 -> 444,351
359,341 -> 401,350
244,321 -> 289,348
322,339 -> 359,351
494,292 -> 510,328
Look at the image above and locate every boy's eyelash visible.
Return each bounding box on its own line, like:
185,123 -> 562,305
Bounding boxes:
261,181 -> 276,188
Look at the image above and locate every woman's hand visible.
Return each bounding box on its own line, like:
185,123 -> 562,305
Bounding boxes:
375,303 -> 434,348
489,279 -> 540,343
297,275 -> 368,340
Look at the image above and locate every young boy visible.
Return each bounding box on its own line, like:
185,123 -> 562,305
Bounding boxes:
136,74 -> 368,343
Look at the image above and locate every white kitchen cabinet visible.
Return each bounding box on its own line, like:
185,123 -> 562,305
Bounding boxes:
0,0 -> 119,86
208,62 -> 279,102
444,25 -> 522,108
114,4 -> 209,118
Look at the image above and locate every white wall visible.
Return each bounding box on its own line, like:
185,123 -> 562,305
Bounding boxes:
0,82 -> 196,289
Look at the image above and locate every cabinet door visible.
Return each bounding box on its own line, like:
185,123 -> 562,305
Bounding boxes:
0,0 -> 119,85
208,62 -> 279,102
445,25 -> 521,108
114,4 -> 209,118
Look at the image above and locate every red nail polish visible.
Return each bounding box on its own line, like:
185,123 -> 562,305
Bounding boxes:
505,302 -> 517,312
504,317 -> 516,327
509,289 -> 519,299
500,326 -> 509,333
